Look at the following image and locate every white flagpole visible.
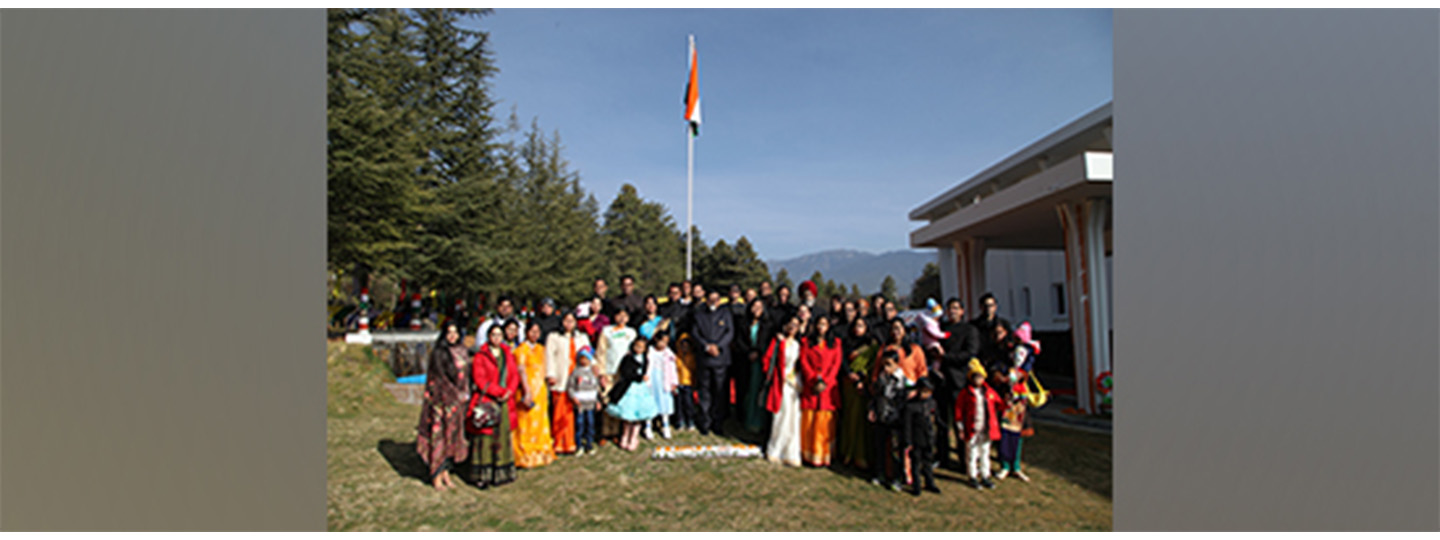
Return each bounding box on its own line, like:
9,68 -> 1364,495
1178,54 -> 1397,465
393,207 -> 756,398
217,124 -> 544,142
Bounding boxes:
687,118 -> 694,282
686,35 -> 695,282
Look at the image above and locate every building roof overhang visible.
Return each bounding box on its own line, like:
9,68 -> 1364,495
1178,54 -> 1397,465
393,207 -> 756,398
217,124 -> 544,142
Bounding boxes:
908,102 -> 1113,224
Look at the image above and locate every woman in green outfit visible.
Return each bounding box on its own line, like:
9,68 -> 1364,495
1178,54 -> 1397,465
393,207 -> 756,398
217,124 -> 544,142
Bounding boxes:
736,298 -> 774,437
836,316 -> 879,470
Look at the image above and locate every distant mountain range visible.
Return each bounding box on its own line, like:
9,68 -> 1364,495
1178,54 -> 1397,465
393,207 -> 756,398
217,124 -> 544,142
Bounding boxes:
766,249 -> 937,298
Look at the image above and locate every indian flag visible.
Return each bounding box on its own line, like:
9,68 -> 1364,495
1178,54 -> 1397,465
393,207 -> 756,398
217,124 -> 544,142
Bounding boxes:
684,35 -> 701,137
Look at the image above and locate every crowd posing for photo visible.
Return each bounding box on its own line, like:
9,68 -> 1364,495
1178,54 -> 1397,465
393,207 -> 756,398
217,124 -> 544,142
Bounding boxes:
413,276 -> 1046,496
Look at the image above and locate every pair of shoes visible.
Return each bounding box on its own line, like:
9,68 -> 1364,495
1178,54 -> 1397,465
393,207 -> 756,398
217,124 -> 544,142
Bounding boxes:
662,426 -> 673,439
576,448 -> 587,457
888,481 -> 903,492
643,425 -> 654,440
996,469 -> 1010,480
971,478 -> 985,490
1014,470 -> 1030,483
981,478 -> 996,490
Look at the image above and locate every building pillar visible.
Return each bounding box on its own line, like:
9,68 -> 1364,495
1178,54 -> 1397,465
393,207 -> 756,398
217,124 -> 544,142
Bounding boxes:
1057,201 -> 1095,414
1083,197 -> 1112,413
938,245 -> 959,303
1057,197 -> 1113,414
970,237 -> 988,315
955,237 -> 987,315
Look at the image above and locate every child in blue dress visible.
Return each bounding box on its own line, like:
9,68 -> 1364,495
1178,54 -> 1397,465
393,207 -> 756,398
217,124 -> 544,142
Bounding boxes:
606,337 -> 658,452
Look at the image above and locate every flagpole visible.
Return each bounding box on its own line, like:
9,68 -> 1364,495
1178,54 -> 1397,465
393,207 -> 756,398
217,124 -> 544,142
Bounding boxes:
686,122 -> 694,282
685,34 -> 695,283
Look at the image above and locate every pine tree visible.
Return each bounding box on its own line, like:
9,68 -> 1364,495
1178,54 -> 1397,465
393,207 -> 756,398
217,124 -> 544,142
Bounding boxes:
910,262 -> 942,308
507,122 -> 604,306
328,8 -> 510,304
709,239 -> 747,289
406,9 -> 511,304
732,236 -> 771,290
880,275 -> 898,302
601,183 -> 686,298
775,268 -> 794,293
327,8 -> 430,288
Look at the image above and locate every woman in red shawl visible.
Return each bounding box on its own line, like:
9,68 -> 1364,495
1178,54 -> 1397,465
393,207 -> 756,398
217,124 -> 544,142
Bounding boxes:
762,315 -> 804,467
467,324 -> 522,489
799,315 -> 843,467
416,322 -> 470,491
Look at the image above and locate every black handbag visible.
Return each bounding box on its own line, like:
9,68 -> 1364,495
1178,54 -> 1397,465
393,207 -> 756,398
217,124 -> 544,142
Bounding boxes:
469,399 -> 500,430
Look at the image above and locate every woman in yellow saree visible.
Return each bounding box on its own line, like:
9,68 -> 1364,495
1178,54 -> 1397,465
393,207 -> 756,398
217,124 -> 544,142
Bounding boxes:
512,322 -> 556,468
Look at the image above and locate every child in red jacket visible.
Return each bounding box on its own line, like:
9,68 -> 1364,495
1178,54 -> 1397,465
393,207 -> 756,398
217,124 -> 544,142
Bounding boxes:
956,359 -> 1002,490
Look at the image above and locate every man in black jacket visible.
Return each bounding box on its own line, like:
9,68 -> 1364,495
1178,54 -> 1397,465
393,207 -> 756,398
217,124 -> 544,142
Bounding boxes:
659,282 -> 687,341
534,298 -> 562,339
691,288 -> 734,436
935,297 -> 981,470
970,292 -> 1010,370
613,274 -> 646,329
593,278 -> 616,319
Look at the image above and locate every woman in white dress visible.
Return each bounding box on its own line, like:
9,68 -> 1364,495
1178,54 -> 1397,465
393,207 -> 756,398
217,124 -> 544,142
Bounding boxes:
762,315 -> 804,467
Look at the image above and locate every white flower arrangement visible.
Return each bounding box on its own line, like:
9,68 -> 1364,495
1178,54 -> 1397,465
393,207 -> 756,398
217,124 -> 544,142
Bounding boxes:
650,444 -> 763,460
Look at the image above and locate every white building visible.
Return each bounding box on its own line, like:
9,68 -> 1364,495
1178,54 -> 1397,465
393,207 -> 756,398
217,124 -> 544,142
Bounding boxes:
909,102 -> 1112,413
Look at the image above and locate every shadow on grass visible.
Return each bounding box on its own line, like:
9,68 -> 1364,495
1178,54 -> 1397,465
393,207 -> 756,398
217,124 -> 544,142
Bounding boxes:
1018,426 -> 1112,499
377,439 -> 431,486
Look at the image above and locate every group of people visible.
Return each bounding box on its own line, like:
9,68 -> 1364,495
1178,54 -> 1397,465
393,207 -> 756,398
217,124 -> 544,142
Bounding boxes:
414,275 -> 1045,497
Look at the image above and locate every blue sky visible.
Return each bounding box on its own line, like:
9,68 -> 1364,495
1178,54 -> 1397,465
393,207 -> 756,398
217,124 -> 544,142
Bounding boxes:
475,9 -> 1112,261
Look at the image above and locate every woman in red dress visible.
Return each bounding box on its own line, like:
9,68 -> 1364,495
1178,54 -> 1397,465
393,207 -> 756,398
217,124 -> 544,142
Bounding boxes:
799,316 -> 842,467
468,324 -> 522,489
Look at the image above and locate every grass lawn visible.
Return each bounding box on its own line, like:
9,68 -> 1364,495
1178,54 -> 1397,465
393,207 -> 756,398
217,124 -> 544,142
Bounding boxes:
327,343 -> 1111,531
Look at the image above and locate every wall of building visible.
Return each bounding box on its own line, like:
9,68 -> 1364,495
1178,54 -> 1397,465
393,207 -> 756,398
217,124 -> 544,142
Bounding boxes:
979,249 -> 1112,332
983,249 -> 1068,332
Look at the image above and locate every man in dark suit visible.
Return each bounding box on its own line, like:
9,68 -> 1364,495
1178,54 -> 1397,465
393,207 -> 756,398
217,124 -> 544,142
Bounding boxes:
970,292 -> 1011,370
613,274 -> 646,329
935,296 -> 981,470
691,288 -> 734,436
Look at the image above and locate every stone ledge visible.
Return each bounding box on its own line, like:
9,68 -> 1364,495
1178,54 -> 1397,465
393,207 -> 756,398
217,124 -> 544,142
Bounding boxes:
383,383 -> 424,405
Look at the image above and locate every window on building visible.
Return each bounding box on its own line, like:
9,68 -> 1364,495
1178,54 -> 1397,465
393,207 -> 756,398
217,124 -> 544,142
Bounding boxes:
1021,287 -> 1032,319
1052,283 -> 1066,317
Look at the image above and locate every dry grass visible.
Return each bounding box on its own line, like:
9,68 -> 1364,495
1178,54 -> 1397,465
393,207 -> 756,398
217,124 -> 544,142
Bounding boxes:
327,343 -> 1111,531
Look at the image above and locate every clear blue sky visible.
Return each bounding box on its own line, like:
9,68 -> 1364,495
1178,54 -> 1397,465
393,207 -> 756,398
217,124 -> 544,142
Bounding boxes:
475,9 -> 1112,261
